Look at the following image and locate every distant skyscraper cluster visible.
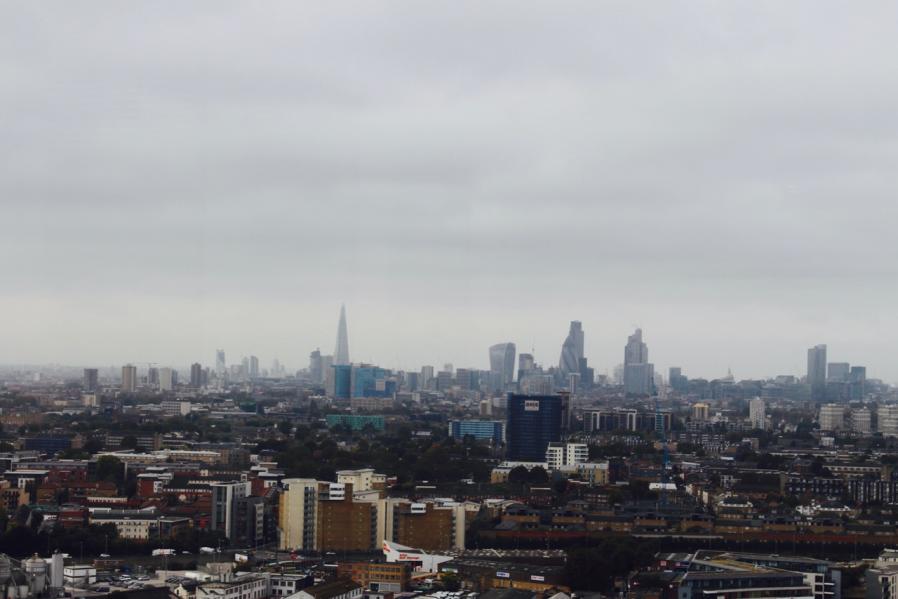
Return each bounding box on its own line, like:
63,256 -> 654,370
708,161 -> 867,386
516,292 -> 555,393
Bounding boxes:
82,368 -> 98,393
807,343 -> 865,402
90,304 -> 877,406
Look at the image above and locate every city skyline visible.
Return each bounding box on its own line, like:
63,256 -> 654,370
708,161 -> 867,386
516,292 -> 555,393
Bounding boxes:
4,2 -> 898,593
4,4 -> 898,381
0,318 -> 880,387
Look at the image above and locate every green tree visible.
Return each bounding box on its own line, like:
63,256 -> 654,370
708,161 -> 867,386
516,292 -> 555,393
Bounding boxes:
507,466 -> 530,484
528,466 -> 549,485
96,456 -> 125,485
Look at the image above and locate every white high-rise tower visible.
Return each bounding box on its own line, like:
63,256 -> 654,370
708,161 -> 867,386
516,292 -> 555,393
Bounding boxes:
335,305 -> 350,366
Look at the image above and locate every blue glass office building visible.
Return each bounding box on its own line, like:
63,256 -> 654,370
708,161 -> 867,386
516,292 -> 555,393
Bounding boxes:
449,420 -> 504,443
333,364 -> 352,400
352,366 -> 393,398
506,394 -> 563,461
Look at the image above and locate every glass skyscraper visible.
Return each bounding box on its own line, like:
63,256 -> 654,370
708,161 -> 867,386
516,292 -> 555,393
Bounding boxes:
332,364 -> 352,399
505,394 -> 563,461
558,321 -> 584,376
489,342 -> 516,391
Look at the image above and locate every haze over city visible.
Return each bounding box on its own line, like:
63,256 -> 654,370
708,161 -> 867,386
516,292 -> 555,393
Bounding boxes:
3,2 -> 898,381
10,3 -> 898,598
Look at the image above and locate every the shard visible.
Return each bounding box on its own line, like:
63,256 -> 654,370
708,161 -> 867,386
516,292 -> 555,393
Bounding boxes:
558,320 -> 584,375
334,304 -> 350,365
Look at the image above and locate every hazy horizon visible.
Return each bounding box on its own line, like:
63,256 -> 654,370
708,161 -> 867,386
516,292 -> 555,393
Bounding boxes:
3,2 -> 898,382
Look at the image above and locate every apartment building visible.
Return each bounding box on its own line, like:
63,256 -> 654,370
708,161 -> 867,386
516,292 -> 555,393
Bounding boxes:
90,509 -> 162,541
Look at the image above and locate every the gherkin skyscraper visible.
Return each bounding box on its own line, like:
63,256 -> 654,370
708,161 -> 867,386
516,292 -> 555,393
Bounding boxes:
334,305 -> 350,365
559,320 -> 584,375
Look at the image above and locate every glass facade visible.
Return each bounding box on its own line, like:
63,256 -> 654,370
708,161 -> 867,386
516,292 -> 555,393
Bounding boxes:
449,420 -> 504,443
333,364 -> 352,399
352,366 -> 393,398
505,394 -> 562,461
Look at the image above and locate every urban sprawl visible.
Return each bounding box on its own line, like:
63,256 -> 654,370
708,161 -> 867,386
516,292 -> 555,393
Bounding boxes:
2,310 -> 898,599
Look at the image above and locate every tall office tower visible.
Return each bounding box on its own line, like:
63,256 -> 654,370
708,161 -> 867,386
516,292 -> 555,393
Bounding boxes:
249,355 -> 259,379
83,368 -> 99,392
158,367 -> 174,392
827,362 -> 850,382
330,364 -> 352,399
436,370 -> 453,391
558,321 -> 584,375
625,328 -> 648,364
215,350 -> 226,376
334,304 -> 350,366
147,367 -> 159,388
405,371 -> 419,392
623,328 -> 654,395
190,363 -> 203,388
309,349 -> 323,383
420,366 -> 434,390
320,355 -> 333,383
749,397 -> 767,429
669,367 -> 687,393
850,366 -> 867,400
578,357 -> 594,388
121,364 -> 137,393
517,353 -> 535,388
455,368 -> 474,391
819,403 -> 845,431
807,344 -> 827,401
489,342 -> 516,391
625,363 -> 654,395
506,394 -> 563,461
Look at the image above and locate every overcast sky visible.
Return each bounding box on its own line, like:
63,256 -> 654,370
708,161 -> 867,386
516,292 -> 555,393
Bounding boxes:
3,2 -> 898,381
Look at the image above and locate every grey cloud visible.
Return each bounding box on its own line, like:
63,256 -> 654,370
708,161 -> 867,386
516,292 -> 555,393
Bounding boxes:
2,1 -> 898,380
